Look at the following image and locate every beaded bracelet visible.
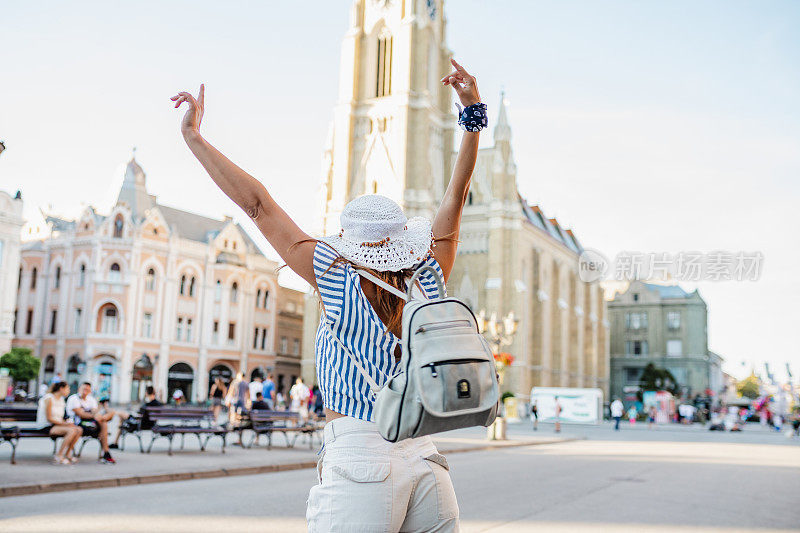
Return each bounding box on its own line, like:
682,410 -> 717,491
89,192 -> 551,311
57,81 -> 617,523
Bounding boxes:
456,102 -> 488,132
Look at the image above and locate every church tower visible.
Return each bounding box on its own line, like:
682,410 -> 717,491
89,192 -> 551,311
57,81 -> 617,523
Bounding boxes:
319,0 -> 454,234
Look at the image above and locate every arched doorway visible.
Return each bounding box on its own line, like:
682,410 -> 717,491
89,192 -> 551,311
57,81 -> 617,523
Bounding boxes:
92,355 -> 117,402
131,354 -> 154,403
167,362 -> 194,403
208,363 -> 233,395
66,354 -> 84,395
42,355 -> 55,386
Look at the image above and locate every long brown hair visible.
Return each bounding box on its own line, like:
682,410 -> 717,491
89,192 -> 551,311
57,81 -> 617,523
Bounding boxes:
289,235 -> 455,338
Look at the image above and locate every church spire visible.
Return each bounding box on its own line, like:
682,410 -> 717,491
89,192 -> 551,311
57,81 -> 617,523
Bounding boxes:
117,148 -> 155,220
494,91 -> 512,143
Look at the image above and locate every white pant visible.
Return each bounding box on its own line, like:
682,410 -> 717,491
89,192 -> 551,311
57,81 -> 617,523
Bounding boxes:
306,416 -> 459,532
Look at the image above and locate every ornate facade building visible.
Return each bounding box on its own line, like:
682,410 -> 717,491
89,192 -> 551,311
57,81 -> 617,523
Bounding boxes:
302,0 -> 610,397
13,156 -> 303,403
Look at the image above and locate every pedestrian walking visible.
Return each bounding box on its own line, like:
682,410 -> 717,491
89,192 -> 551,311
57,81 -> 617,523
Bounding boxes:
289,377 -> 310,425
610,397 -> 624,431
209,377 -> 227,421
262,373 -> 276,410
554,396 -> 562,433
530,397 -> 539,431
170,57 -> 483,531
627,405 -> 638,426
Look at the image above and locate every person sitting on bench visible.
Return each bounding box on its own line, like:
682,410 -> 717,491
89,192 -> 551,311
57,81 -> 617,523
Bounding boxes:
110,386 -> 162,448
66,382 -> 116,464
36,381 -> 83,465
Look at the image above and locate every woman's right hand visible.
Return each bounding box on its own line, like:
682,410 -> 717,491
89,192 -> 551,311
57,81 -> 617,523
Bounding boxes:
170,84 -> 205,138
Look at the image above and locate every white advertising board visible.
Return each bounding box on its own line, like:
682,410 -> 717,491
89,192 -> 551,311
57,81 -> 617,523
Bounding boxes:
530,387 -> 604,424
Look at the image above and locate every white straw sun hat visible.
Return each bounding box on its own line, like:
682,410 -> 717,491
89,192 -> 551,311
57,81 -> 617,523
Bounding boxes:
322,195 -> 434,272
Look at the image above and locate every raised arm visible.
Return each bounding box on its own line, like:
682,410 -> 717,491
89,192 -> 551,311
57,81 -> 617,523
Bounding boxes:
431,59 -> 482,281
171,86 -> 317,287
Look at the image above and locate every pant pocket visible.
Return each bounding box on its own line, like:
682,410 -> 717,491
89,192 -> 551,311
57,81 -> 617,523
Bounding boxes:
329,459 -> 393,532
423,454 -> 459,521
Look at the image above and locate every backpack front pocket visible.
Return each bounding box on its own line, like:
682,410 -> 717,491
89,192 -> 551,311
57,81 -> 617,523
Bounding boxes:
420,358 -> 496,414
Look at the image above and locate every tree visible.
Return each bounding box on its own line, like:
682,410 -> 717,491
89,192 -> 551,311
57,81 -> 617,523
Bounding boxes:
638,363 -> 679,396
737,373 -> 760,399
0,347 -> 41,383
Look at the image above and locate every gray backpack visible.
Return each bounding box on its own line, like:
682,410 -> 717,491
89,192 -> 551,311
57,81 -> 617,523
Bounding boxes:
326,265 -> 499,442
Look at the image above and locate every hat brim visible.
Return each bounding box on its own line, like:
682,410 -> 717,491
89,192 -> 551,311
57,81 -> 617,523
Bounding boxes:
321,217 -> 433,272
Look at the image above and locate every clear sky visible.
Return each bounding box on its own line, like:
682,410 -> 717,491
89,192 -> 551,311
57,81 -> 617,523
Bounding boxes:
1,1 -> 798,381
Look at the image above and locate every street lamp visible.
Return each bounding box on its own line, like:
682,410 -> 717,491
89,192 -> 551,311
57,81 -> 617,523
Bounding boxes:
477,310 -> 519,440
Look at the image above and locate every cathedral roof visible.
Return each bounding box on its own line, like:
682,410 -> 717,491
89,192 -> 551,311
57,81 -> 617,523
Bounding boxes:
158,205 -> 259,252
521,199 -> 583,254
117,151 -> 157,221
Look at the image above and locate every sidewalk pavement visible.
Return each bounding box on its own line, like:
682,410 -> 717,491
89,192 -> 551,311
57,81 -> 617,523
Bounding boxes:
0,423 -> 572,497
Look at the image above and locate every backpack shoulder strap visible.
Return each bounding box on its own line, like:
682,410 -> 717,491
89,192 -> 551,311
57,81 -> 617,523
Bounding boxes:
323,319 -> 381,398
354,269 -> 409,301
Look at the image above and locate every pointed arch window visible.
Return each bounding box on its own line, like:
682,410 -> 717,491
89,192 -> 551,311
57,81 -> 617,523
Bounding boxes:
78,264 -> 86,287
376,30 -> 393,97
145,268 -> 156,291
31,267 -> 37,289
179,274 -> 187,296
109,263 -> 121,282
214,280 -> 222,302
230,282 -> 239,304
54,266 -> 61,289
113,214 -> 124,238
189,276 -> 196,297
256,289 -> 262,308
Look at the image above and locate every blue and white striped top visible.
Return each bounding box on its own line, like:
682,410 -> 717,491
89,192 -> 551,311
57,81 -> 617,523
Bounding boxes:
313,241 -> 446,421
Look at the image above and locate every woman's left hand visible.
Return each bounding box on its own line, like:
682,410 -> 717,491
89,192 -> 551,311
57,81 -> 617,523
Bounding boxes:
441,59 -> 480,107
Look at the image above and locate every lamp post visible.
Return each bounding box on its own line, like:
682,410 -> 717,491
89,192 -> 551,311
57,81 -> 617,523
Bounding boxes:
477,310 -> 519,440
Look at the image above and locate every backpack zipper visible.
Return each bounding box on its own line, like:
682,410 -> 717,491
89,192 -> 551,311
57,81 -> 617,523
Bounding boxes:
415,320 -> 472,334
424,358 -> 490,378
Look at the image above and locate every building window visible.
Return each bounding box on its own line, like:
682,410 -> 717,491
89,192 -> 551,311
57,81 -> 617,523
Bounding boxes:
376,30 -> 393,97
186,318 -> 193,342
74,308 -> 82,335
227,322 -> 236,345
78,264 -> 86,287
179,275 -> 187,296
18,267 -> 22,289
25,309 -> 33,334
212,320 -> 219,345
231,282 -> 239,304
260,328 -> 267,350
31,267 -> 37,289
50,309 -> 57,335
113,214 -> 124,238
13,308 -> 18,335
176,317 -> 183,341
253,327 -> 259,349
280,336 -> 288,354
667,340 -> 682,357
101,305 -> 118,334
632,293 -> 639,301
625,340 -> 648,356
625,312 -> 648,330
232,241 -> 237,250
667,311 -> 681,330
109,263 -> 121,282
293,339 -> 300,356
256,289 -> 261,308
625,367 -> 640,383
214,280 -> 222,302
143,312 -> 153,338
263,290 -> 269,309
145,268 -> 156,291
54,266 -> 61,289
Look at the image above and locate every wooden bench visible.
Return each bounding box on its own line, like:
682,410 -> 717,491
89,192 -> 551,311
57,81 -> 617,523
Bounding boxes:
244,410 -> 323,449
0,406 -> 57,464
142,406 -> 227,455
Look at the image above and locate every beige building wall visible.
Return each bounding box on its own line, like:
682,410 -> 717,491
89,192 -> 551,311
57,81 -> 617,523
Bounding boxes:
0,190 -> 24,356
